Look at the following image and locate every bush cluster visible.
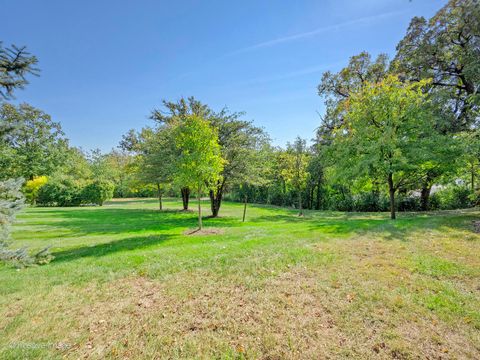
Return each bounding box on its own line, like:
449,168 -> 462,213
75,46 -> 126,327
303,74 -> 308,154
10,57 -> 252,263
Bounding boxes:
37,178 -> 114,207
429,185 -> 474,210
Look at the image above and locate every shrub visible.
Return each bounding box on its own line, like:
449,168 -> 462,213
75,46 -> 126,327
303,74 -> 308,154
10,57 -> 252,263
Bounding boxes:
328,193 -> 354,211
397,194 -> 421,212
434,185 -> 473,210
353,192 -> 388,212
81,180 -> 114,206
428,193 -> 441,210
37,177 -> 83,206
23,176 -> 48,205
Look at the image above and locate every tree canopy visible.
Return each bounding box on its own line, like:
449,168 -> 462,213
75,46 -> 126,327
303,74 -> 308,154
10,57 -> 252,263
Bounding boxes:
172,115 -> 224,229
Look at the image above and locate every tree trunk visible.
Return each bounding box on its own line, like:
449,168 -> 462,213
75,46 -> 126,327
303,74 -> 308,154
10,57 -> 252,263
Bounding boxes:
315,183 -> 321,210
298,188 -> 303,216
181,187 -> 190,210
242,195 -> 248,222
308,186 -> 314,210
471,162 -> 475,193
387,173 -> 396,220
197,185 -> 202,230
156,183 -> 162,210
420,185 -> 431,211
209,180 -> 225,218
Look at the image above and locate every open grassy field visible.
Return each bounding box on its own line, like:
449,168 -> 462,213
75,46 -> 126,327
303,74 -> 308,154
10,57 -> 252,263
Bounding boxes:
1,199 -> 479,359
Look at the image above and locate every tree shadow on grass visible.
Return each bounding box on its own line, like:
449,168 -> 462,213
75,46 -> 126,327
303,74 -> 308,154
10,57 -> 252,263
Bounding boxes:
52,234 -> 174,263
36,208 -> 240,236
249,209 -> 480,241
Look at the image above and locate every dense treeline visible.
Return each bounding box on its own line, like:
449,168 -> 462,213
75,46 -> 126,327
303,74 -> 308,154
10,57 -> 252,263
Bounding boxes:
232,0 -> 480,219
0,0 -> 479,231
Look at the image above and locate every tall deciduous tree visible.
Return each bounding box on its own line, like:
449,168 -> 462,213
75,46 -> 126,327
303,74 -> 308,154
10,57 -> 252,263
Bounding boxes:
0,103 -> 67,180
150,96 -> 267,216
317,52 -> 390,137
138,126 -> 176,210
208,109 -> 268,217
335,75 -> 440,220
393,0 -> 479,206
150,97 -> 211,210
394,0 -> 480,131
173,115 -> 223,229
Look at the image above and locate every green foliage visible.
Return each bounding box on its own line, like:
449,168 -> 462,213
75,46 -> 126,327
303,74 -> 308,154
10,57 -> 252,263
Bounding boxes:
0,178 -> 53,267
150,96 -> 212,125
0,103 -> 68,180
137,126 -> 176,193
23,175 -> 48,205
173,115 -> 224,191
0,178 -> 24,246
285,137 -> 309,214
82,180 -> 115,206
338,75 -> 433,178
431,185 -> 474,210
37,176 -> 83,207
36,177 -> 115,207
316,51 -> 390,140
352,191 -> 388,212
173,115 -> 224,228
208,106 -> 269,215
148,96 -> 269,216
333,75 -> 443,218
394,0 -> 480,130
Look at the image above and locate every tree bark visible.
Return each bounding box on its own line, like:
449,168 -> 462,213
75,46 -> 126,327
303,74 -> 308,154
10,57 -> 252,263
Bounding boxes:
197,184 -> 202,230
242,195 -> 248,222
387,173 -> 396,220
209,179 -> 225,217
156,183 -> 162,210
181,187 -> 190,210
420,185 -> 431,211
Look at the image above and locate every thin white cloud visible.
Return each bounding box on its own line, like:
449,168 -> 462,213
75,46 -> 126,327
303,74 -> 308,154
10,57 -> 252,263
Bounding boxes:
228,10 -> 407,56
236,61 -> 345,86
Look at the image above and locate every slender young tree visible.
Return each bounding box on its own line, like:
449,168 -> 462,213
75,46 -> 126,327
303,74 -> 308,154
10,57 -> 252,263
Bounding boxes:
236,143 -> 273,222
287,137 -> 309,216
173,115 -> 223,229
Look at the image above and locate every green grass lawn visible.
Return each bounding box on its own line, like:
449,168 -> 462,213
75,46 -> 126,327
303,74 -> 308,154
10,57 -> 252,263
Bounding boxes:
1,198 -> 479,359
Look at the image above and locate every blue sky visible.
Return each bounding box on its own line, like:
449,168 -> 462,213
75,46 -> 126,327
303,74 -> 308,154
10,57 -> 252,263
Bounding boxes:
3,0 -> 446,151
